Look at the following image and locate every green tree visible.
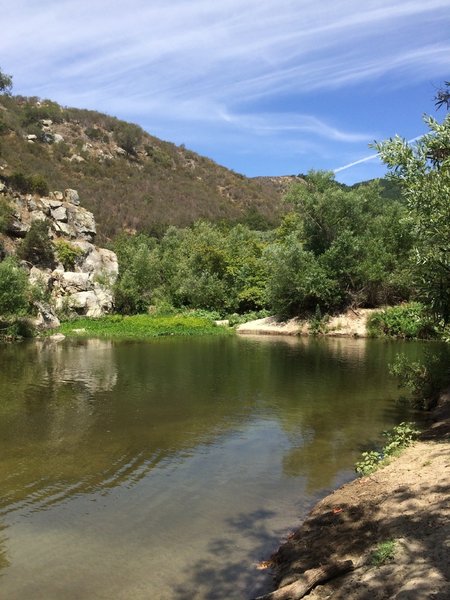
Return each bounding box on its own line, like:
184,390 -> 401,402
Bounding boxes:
113,234 -> 159,313
0,68 -> 13,94
17,220 -> 54,266
375,112 -> 450,322
0,257 -> 29,315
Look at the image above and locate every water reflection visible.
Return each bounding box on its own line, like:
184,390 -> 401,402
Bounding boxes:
0,335 -> 433,598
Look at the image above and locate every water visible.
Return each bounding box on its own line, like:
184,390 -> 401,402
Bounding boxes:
0,335 -> 429,598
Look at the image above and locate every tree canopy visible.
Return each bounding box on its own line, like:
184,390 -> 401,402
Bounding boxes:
0,68 -> 13,94
375,110 -> 450,323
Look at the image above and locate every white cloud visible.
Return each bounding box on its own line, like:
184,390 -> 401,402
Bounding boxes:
1,0 -> 450,179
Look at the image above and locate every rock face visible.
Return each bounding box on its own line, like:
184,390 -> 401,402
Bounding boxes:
0,186 -> 118,323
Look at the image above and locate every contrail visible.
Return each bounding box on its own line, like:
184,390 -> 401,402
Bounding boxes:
333,135 -> 424,174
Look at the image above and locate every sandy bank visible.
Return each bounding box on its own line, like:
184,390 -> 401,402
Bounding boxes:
237,309 -> 376,338
254,395 -> 450,600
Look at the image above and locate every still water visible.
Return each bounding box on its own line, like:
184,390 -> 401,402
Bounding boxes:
0,335 -> 427,598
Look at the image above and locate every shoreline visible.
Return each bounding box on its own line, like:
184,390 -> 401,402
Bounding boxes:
237,309 -> 376,338
254,394 -> 450,600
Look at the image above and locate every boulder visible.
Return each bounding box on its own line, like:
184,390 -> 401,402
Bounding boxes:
66,205 -> 96,240
33,301 -> 61,330
80,247 -> 118,281
64,189 -> 80,205
51,206 -> 68,222
29,266 -> 53,291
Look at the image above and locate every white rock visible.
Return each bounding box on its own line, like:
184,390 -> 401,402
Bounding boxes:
51,206 -> 68,222
30,211 -> 47,222
53,134 -> 64,144
60,271 -> 91,291
64,189 -> 80,205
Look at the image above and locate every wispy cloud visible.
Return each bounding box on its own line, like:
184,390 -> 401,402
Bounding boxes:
1,1 -> 450,181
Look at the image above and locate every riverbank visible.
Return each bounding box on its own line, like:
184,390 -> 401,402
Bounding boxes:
255,394 -> 450,600
237,309 -> 376,338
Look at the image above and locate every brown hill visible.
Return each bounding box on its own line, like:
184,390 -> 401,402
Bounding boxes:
0,96 -> 286,242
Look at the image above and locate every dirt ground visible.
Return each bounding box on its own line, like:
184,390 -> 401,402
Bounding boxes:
257,395 -> 450,600
237,309 -> 375,338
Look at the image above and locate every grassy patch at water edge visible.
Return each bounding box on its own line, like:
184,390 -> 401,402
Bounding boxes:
57,313 -> 232,339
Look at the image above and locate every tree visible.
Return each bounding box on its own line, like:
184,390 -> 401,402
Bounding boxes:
375,112 -> 450,322
17,220 -> 54,267
0,257 -> 29,315
0,68 -> 13,95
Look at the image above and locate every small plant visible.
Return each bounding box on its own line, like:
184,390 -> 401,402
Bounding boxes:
355,422 -> 419,476
309,304 -> 329,335
54,239 -> 83,270
354,450 -> 383,476
382,422 -> 419,455
371,539 -> 396,567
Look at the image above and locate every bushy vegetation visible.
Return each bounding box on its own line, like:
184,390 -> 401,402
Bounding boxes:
389,348 -> 450,410
108,172 -> 417,319
0,256 -> 30,315
57,313 -> 231,339
376,99 -> 450,324
367,303 -> 438,339
5,172 -> 49,196
17,220 -> 54,266
54,239 -> 83,270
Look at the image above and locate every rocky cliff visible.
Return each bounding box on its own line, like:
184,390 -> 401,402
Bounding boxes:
0,182 -> 118,326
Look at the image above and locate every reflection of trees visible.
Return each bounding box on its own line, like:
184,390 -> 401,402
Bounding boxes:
239,336 -> 428,491
0,336 -> 428,517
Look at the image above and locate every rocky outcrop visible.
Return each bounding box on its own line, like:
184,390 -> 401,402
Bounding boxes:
0,185 -> 118,325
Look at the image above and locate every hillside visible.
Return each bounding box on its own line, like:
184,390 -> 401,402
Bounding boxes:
0,95 -> 285,242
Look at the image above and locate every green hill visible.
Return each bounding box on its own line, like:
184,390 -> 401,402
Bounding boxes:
0,96 -> 285,241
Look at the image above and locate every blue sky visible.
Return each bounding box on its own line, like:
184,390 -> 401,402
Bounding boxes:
2,0 -> 450,183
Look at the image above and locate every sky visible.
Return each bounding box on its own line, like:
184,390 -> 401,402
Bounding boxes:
1,0 -> 450,184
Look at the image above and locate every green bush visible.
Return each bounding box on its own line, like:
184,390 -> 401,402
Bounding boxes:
389,351 -> 450,410
6,172 -> 49,196
18,220 -> 54,266
0,196 -> 14,233
367,303 -> 438,339
355,422 -> 419,475
54,239 -> 83,270
0,257 -> 30,316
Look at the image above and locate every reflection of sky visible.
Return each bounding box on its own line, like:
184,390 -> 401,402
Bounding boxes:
0,336 -> 427,598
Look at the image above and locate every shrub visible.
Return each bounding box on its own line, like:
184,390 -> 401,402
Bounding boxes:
54,239 -> 83,270
0,196 -> 14,233
113,122 -> 143,156
17,220 -> 54,266
6,172 -> 49,196
389,351 -> 450,410
355,422 -> 419,475
367,303 -> 438,339
0,257 -> 30,315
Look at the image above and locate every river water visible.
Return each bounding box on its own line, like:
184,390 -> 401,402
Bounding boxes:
0,335 -> 427,598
